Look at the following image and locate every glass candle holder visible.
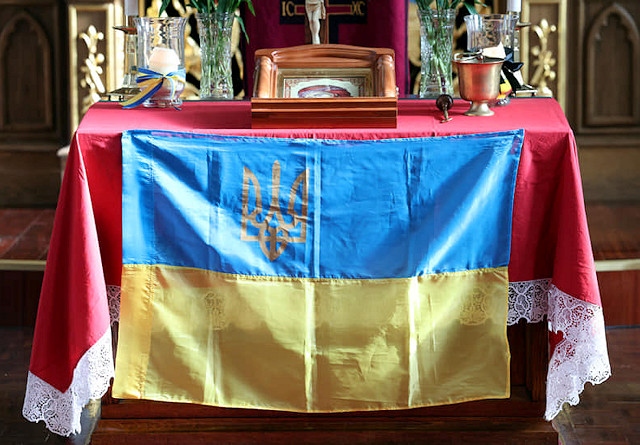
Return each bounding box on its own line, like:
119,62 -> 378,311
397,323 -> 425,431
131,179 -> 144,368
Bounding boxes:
464,14 -> 509,54
135,17 -> 187,108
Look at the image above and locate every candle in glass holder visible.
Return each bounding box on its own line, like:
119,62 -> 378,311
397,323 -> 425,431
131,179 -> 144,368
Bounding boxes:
135,16 -> 187,108
148,46 -> 180,75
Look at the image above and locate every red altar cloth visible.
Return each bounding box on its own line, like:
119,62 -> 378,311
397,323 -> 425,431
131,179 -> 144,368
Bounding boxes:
23,98 -> 611,436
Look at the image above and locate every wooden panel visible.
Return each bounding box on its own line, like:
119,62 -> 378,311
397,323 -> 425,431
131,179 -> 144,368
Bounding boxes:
0,0 -> 65,148
0,11 -> 52,132
576,0 -> 640,136
251,97 -> 398,129
586,201 -> 640,261
252,44 -> 398,98
578,147 -> 640,201
0,271 -> 23,326
598,270 -> 640,326
0,270 -> 44,327
0,150 -> 60,207
586,201 -> 640,326
92,416 -> 558,444
21,270 -> 44,326
251,44 -> 398,128
0,1 -> 65,207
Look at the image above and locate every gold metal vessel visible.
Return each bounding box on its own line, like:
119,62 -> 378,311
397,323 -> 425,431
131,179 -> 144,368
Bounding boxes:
454,56 -> 503,116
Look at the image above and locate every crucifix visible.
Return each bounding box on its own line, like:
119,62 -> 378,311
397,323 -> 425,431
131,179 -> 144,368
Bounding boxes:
281,0 -> 367,45
305,0 -> 326,44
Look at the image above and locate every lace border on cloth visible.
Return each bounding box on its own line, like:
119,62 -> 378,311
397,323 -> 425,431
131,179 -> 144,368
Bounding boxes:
507,278 -> 550,324
508,278 -> 611,419
543,283 -> 611,420
22,328 -> 114,437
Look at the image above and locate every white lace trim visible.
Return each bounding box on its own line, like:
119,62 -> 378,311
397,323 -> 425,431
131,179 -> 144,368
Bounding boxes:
507,278 -> 550,324
544,284 -> 611,420
22,328 -> 115,437
507,279 -> 612,420
107,284 -> 121,325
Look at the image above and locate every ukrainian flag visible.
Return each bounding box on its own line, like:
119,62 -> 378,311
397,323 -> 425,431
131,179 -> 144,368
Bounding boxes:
113,129 -> 523,412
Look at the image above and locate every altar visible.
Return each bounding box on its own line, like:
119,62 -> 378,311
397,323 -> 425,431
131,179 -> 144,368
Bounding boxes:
22,97 -> 611,443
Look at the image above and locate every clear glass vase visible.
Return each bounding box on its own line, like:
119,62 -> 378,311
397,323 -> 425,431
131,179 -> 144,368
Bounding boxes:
196,13 -> 235,100
418,8 -> 455,98
135,17 -> 187,108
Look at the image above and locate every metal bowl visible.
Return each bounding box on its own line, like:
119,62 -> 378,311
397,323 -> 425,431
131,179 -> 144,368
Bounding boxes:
454,55 -> 504,116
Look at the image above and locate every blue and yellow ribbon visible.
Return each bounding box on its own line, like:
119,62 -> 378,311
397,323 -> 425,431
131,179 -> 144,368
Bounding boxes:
121,67 -> 186,109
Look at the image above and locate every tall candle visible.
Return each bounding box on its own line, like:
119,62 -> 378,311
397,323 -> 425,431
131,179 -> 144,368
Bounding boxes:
507,0 -> 521,13
148,46 -> 180,75
125,0 -> 139,17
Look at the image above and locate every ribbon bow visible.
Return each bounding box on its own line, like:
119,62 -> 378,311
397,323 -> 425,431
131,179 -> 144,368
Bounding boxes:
121,67 -> 186,109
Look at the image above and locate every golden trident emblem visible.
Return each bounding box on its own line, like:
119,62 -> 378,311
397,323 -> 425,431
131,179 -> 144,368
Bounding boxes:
241,161 -> 309,261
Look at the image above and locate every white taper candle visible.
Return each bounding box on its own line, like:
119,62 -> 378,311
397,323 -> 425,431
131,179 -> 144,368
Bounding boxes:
124,0 -> 139,17
507,0 -> 522,13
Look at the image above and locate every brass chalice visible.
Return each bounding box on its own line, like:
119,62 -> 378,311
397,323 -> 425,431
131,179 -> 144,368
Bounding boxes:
454,54 -> 504,116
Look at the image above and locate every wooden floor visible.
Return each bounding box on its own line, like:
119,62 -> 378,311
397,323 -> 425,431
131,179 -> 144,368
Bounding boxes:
0,203 -> 638,444
553,326 -> 640,444
1,326 -> 67,445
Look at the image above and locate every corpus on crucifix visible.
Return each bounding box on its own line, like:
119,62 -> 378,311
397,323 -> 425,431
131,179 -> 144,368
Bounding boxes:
305,0 -> 326,44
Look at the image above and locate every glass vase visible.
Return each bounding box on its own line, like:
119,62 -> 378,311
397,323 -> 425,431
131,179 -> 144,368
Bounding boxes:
135,17 -> 187,108
196,13 -> 235,100
418,8 -> 455,98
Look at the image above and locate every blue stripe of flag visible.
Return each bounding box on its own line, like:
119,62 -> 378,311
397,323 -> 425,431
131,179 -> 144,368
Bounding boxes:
122,129 -> 523,278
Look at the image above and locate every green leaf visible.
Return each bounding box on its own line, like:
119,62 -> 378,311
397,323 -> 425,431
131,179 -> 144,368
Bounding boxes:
416,0 -> 484,13
245,0 -> 255,16
159,0 -> 172,16
236,16 -> 249,43
186,0 -> 203,13
464,0 -> 486,13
